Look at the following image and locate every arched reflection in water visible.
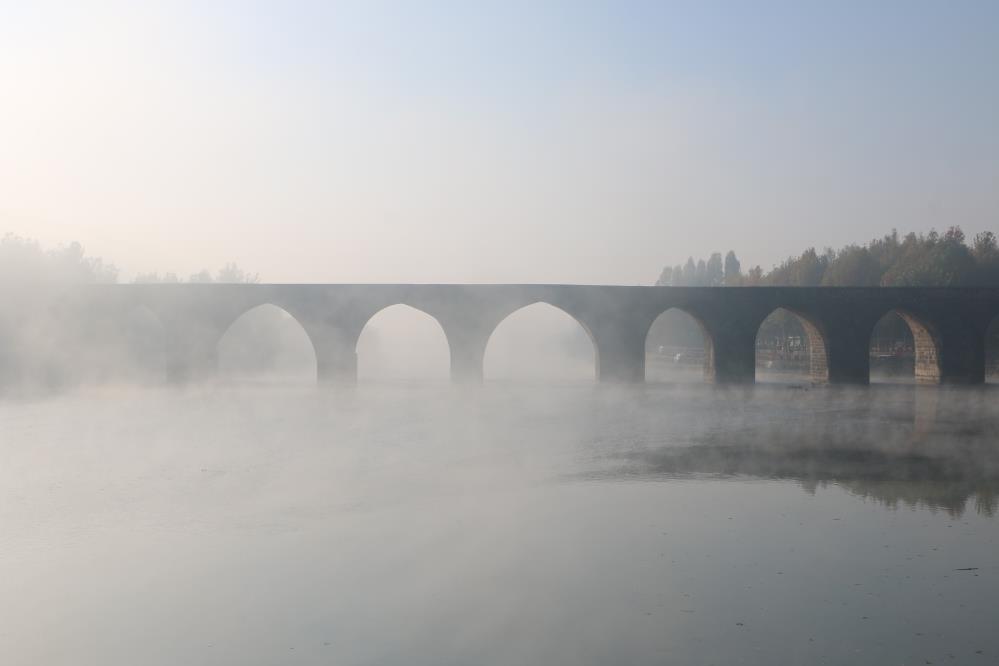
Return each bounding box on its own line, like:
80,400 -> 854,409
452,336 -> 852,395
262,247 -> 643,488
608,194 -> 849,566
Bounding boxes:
869,310 -> 940,384
356,304 -> 450,382
484,303 -> 595,382
644,308 -> 711,383
217,304 -> 317,384
754,308 -> 828,384
627,444 -> 999,517
591,386 -> 999,517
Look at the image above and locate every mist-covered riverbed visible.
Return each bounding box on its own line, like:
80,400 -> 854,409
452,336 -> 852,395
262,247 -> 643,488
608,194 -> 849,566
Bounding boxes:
2,384 -> 999,665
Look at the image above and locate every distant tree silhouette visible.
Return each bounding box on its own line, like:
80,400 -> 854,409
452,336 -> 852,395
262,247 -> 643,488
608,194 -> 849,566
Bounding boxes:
694,259 -> 707,286
0,234 -> 118,285
651,226 -> 999,368
655,265 -> 674,286
705,252 -> 724,286
682,257 -> 696,285
655,226 -> 999,288
723,251 -> 741,286
132,271 -> 181,283
0,236 -> 266,392
135,263 -> 259,284
821,245 -> 881,286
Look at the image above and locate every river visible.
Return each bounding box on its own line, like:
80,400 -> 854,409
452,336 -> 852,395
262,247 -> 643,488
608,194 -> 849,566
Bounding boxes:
2,383 -> 998,665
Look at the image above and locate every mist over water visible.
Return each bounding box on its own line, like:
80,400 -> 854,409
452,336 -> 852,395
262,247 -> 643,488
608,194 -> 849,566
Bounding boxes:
4,305 -> 999,664
4,1 -> 999,661
3,379 -> 999,666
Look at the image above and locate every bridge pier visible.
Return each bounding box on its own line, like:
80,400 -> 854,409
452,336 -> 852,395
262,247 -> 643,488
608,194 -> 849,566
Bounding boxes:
711,333 -> 756,384
311,336 -> 359,384
938,325 -> 986,385
450,356 -> 483,382
435,311 -> 499,383
293,316 -> 364,384
449,340 -> 486,383
587,316 -> 647,383
825,328 -> 872,385
163,333 -> 218,384
595,342 -> 645,382
316,348 -> 357,383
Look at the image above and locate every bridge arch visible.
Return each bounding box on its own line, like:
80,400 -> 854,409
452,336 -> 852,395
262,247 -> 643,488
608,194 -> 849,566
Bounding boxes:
483,301 -> 597,382
355,304 -> 450,381
217,303 -> 318,383
869,309 -> 941,384
644,307 -> 714,382
755,308 -> 829,384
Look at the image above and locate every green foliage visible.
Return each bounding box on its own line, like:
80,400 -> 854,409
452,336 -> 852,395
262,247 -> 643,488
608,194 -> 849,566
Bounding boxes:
655,266 -> 673,286
705,252 -> 724,286
682,257 -> 696,285
766,248 -> 827,286
880,227 -> 977,286
663,252 -> 743,286
821,245 -> 881,286
655,226 -> 999,287
694,259 -> 707,285
723,251 -> 741,286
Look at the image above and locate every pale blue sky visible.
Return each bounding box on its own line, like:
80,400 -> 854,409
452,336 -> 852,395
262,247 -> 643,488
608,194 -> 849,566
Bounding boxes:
1,1 -> 997,282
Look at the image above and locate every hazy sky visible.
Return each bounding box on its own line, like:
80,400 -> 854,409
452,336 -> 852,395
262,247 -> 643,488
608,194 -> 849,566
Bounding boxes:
2,1 -> 997,283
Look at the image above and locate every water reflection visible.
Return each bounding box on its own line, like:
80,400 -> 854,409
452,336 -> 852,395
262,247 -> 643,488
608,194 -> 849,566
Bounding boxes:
589,385 -> 999,517
5,384 -> 999,665
603,444 -> 999,516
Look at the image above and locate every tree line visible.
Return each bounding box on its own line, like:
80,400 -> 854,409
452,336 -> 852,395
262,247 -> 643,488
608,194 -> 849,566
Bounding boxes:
0,234 -> 261,392
649,227 -> 999,369
656,227 -> 999,287
0,234 -> 258,285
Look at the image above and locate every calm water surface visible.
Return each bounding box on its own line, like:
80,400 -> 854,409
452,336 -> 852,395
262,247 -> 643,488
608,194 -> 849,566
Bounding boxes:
2,384 -> 998,665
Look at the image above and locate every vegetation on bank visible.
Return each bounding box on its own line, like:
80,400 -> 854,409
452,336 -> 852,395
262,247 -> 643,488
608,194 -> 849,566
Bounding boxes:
7,226 -> 999,290
649,227 -> 999,360
657,227 -> 999,287
0,233 -> 257,285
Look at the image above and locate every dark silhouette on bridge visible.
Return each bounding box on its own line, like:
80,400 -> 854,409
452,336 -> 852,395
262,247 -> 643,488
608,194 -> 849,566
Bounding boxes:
81,285 -> 999,385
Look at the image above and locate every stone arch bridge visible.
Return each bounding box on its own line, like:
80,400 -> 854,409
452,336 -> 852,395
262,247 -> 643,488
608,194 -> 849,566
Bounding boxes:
81,284 -> 999,385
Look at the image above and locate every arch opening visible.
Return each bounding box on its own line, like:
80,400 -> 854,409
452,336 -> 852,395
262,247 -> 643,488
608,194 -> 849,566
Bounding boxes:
755,308 -> 828,384
869,310 -> 940,384
644,308 -> 713,383
217,304 -> 318,384
483,302 -> 596,383
355,304 -> 450,382
986,316 -> 999,384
